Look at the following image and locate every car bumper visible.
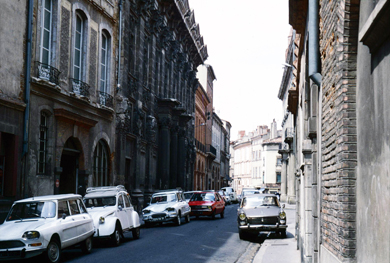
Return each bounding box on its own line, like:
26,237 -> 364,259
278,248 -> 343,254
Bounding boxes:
0,247 -> 45,261
238,224 -> 288,232
190,210 -> 213,216
143,213 -> 177,223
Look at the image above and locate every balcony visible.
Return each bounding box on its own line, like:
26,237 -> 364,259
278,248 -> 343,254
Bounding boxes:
195,139 -> 205,153
206,144 -> 216,159
70,78 -> 90,98
35,61 -> 61,85
98,91 -> 114,108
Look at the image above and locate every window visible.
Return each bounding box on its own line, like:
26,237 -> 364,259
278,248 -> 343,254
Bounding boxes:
73,12 -> 84,81
93,140 -> 109,186
69,200 -> 80,215
58,201 -> 70,218
38,112 -> 48,174
276,172 -> 281,183
40,0 -> 52,65
100,31 -> 110,93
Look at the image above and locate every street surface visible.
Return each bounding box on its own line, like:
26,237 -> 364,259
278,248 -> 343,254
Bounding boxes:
9,203 -> 297,263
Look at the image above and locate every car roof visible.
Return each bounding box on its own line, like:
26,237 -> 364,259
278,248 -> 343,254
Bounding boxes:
244,193 -> 277,198
153,190 -> 181,196
15,194 -> 82,203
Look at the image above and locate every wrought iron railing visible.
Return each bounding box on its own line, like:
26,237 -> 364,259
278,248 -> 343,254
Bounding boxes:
98,91 -> 114,108
35,61 -> 61,85
195,139 -> 205,153
206,144 -> 217,156
70,78 -> 90,97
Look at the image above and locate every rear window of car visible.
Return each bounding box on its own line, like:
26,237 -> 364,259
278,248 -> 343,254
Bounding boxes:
190,193 -> 215,202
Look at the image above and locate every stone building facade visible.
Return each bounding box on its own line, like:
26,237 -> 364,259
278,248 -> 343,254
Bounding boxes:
116,0 -> 207,210
287,0 -> 390,262
0,0 -> 207,218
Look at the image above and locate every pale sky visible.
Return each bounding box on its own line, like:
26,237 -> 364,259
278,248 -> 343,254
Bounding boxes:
188,0 -> 291,140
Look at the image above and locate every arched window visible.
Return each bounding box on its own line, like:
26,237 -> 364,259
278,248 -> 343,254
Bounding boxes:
93,140 -> 109,186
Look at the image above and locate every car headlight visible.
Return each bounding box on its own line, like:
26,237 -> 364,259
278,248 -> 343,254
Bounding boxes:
99,216 -> 105,224
166,207 -> 175,212
143,209 -> 151,214
22,231 -> 40,240
279,211 -> 286,220
239,213 -> 246,221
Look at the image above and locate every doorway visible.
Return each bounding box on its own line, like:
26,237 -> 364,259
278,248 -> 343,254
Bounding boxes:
59,137 -> 82,194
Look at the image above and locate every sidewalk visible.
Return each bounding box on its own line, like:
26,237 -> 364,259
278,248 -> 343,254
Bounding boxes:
253,203 -> 300,263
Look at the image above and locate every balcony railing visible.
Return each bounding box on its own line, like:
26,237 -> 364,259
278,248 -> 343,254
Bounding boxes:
285,127 -> 294,142
98,91 -> 114,108
35,61 -> 61,85
195,139 -> 205,153
206,144 -> 217,156
70,78 -> 90,97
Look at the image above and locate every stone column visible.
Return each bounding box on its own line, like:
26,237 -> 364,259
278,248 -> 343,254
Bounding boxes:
169,125 -> 178,188
158,117 -> 171,189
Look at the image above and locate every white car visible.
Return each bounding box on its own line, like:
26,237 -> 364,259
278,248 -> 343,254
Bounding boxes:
0,194 -> 94,263
83,185 -> 141,246
142,190 -> 191,226
221,187 -> 238,203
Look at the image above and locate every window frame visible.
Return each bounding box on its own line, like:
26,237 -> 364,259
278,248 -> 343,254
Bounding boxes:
37,112 -> 48,175
40,0 -> 53,65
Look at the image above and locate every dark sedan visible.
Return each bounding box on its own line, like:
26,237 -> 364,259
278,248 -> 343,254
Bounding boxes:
237,194 -> 287,239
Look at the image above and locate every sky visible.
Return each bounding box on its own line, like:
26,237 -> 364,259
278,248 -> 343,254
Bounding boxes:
188,0 -> 291,140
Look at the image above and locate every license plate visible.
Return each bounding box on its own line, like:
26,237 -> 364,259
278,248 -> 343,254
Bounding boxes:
152,217 -> 165,221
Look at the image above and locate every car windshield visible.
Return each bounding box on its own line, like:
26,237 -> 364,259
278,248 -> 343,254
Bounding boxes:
7,201 -> 56,221
84,197 -> 116,208
190,193 -> 215,202
151,194 -> 177,204
184,193 -> 194,200
243,190 -> 259,196
243,196 -> 279,208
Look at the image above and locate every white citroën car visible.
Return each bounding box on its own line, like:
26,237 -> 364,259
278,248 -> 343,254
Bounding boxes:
142,190 -> 191,226
83,185 -> 141,246
0,194 -> 94,263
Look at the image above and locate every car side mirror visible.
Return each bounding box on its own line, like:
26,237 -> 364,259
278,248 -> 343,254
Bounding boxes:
62,213 -> 67,219
118,205 -> 123,211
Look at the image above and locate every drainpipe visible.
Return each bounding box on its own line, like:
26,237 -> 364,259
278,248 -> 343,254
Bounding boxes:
23,0 -> 33,157
308,0 -> 322,87
117,0 -> 123,92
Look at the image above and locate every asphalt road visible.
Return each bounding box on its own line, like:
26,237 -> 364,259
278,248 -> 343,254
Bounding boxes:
9,203 -> 271,263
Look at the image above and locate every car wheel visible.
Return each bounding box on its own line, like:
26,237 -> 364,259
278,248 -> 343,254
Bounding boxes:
111,225 -> 122,246
45,237 -> 61,263
211,210 -> 216,220
132,227 -> 140,239
185,214 -> 190,223
176,212 -> 181,226
280,229 -> 287,238
81,236 -> 93,254
238,229 -> 249,240
220,209 -> 225,219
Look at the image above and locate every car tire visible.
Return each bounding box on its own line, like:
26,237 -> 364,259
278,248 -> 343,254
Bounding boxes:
238,229 -> 249,240
132,227 -> 140,239
211,210 -> 216,220
176,212 -> 181,226
220,209 -> 225,218
185,214 -> 190,223
111,224 -> 122,246
280,229 -> 287,238
45,237 -> 61,263
81,236 -> 93,254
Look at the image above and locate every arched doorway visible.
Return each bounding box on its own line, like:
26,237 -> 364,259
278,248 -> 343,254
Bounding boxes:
59,137 -> 83,194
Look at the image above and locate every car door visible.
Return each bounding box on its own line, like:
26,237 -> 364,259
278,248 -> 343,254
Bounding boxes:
123,194 -> 135,228
215,193 -> 224,213
178,193 -> 190,215
117,194 -> 130,230
58,200 -> 79,248
76,198 -> 93,240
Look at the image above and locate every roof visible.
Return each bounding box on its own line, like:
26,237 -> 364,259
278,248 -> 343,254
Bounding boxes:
15,194 -> 82,203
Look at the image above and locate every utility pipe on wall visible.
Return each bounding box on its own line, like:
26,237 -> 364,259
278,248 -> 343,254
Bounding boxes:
308,0 -> 322,87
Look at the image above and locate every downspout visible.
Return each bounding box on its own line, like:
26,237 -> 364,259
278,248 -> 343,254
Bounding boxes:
23,0 -> 33,157
308,0 -> 323,256
308,0 -> 322,87
117,0 -> 123,92
22,0 -> 33,198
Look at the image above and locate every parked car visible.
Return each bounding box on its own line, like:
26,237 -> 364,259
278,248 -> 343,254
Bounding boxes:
83,185 -> 141,246
183,191 -> 198,202
189,191 -> 225,219
0,194 -> 94,263
238,189 -> 261,203
221,187 -> 238,203
237,194 -> 287,239
142,190 -> 191,226
218,190 -> 231,205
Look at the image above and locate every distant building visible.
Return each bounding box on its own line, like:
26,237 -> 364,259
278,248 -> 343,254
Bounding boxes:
231,121 -> 282,195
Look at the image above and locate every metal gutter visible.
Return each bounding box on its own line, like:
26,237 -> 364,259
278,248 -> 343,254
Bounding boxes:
308,0 -> 322,87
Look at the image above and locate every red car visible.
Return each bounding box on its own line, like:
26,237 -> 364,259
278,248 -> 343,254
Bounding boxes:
189,191 -> 225,219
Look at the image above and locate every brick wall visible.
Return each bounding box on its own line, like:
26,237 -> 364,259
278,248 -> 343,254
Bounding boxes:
320,0 -> 359,260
